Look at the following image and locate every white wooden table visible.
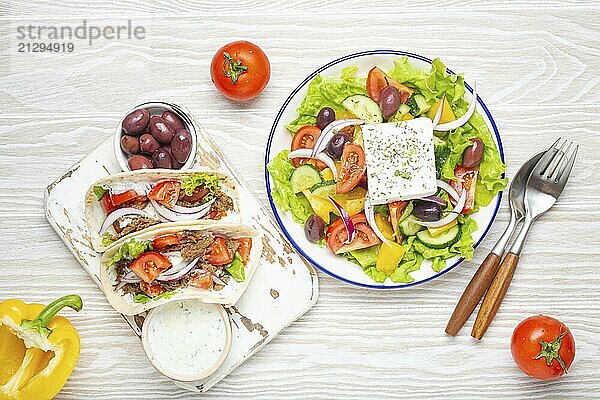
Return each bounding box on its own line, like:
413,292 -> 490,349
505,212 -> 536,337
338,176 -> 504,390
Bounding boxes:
1,1 -> 599,398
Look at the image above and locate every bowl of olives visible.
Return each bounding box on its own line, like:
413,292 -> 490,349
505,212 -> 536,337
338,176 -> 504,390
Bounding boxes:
115,102 -> 196,171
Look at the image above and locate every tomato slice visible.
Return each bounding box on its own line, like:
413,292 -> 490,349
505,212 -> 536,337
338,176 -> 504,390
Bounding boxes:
129,251 -> 172,283
111,190 -> 141,206
100,193 -> 117,214
366,67 -> 413,104
325,213 -> 381,254
148,180 -> 181,207
207,209 -> 225,220
450,165 -> 479,214
151,234 -> 181,251
188,271 -> 214,290
139,281 -> 165,297
336,144 -> 366,194
206,237 -> 234,266
237,238 -> 252,265
388,201 -> 409,242
290,126 -> 326,170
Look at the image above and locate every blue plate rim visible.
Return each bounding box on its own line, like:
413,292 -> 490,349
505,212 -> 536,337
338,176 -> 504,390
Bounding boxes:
264,49 -> 505,289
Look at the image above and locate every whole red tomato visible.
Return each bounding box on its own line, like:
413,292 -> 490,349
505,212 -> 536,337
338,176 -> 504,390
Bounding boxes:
210,41 -> 270,101
511,315 -> 575,380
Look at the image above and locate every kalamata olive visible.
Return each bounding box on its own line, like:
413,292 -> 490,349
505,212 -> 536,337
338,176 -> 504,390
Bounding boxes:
122,108 -> 150,135
120,135 -> 140,155
412,200 -> 443,222
152,148 -> 172,169
170,129 -> 193,164
162,111 -> 185,131
161,146 -> 183,169
326,132 -> 351,159
316,107 -> 336,130
139,133 -> 160,154
304,214 -> 325,243
462,138 -> 484,167
149,116 -> 175,144
379,86 -> 402,120
128,155 -> 153,170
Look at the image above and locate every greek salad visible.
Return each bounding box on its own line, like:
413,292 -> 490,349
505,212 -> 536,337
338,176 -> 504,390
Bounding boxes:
268,57 -> 506,283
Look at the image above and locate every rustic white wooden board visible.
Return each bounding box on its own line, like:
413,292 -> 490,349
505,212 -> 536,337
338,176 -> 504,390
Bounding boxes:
1,1 -> 599,399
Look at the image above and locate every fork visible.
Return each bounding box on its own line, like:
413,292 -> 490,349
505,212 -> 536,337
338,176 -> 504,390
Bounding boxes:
471,138 -> 578,339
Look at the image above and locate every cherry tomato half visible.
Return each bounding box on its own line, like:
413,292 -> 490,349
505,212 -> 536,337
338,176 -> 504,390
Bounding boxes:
511,315 -> 575,381
290,125 -> 326,170
336,144 -> 366,194
100,189 -> 143,214
129,251 -> 172,283
148,180 -> 181,208
237,238 -> 252,265
210,41 -> 270,102
450,165 -> 479,214
366,67 -> 413,104
206,237 -> 234,266
325,213 -> 381,254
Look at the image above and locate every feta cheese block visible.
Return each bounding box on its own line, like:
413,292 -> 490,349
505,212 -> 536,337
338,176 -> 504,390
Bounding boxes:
362,118 -> 437,205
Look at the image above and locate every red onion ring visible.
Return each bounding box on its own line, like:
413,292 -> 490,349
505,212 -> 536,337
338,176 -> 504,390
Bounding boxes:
167,198 -> 215,214
288,149 -> 338,179
434,83 -> 477,131
150,198 -> 212,222
419,195 -> 448,207
99,207 -> 152,236
364,196 -> 392,246
328,196 -> 355,244
156,257 -> 200,282
310,118 -> 365,157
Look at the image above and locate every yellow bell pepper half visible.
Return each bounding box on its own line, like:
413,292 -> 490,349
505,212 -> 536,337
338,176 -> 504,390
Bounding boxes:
428,97 -> 456,124
0,295 -> 82,400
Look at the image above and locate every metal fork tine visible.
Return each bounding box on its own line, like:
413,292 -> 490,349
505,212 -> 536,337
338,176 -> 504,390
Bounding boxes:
550,141 -> 573,181
556,145 -> 578,186
532,138 -> 561,176
546,140 -> 570,179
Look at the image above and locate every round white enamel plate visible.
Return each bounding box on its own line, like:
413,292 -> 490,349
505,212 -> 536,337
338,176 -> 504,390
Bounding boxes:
265,50 -> 505,289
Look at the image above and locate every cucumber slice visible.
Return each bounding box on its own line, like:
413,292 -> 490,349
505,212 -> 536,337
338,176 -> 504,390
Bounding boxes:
413,94 -> 429,114
342,94 -> 383,124
290,164 -> 322,193
311,183 -> 337,198
417,225 -> 460,249
398,104 -> 411,115
399,215 -> 423,236
310,180 -> 336,192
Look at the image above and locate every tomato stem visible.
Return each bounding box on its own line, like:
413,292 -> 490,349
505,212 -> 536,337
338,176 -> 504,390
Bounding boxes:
533,330 -> 569,374
222,52 -> 248,84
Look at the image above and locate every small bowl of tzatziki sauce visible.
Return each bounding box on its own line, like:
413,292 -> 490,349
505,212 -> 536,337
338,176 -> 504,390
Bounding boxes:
141,299 -> 232,381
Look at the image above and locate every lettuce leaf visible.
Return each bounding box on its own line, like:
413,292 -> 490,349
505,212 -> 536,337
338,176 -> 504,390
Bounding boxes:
286,66 -> 367,133
226,252 -> 245,282
267,150 -> 314,224
344,245 -> 380,268
180,173 -> 221,201
108,238 -> 152,267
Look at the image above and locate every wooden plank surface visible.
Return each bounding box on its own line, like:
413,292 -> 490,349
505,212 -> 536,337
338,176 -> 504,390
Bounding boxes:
1,2 -> 599,399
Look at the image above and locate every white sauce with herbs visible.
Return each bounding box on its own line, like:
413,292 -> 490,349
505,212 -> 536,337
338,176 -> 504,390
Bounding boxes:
144,300 -> 229,379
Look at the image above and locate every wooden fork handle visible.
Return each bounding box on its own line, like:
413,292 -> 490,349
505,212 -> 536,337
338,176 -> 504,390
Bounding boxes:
471,252 -> 520,339
445,252 -> 501,336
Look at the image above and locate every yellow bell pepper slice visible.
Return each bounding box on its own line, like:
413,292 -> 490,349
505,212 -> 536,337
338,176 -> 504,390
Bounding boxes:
320,168 -> 334,181
374,214 -> 395,241
401,112 -> 414,121
428,97 -> 456,124
427,219 -> 458,237
0,295 -> 82,400
376,241 -> 406,275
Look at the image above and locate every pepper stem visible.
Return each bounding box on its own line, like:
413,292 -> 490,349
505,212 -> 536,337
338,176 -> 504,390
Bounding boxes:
221,52 -> 248,84
533,330 -> 568,374
21,295 -> 83,338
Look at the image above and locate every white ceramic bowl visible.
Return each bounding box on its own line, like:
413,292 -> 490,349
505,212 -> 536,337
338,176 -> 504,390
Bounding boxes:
265,50 -> 505,289
141,299 -> 232,382
114,101 -> 197,172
